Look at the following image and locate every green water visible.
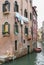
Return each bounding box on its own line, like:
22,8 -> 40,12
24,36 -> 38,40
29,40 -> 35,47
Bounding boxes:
2,42 -> 44,65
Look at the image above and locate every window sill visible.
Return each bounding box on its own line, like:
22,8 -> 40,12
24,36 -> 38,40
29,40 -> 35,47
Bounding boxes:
3,11 -> 10,15
3,33 -> 10,37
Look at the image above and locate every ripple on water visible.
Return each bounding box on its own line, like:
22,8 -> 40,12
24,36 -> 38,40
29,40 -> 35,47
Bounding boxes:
2,42 -> 44,65
35,51 -> 44,65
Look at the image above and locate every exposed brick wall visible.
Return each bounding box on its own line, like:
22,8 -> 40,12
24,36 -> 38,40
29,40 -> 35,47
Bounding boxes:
0,0 -> 33,56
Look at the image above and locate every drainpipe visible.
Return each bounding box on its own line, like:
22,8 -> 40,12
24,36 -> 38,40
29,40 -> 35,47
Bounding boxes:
21,0 -> 23,42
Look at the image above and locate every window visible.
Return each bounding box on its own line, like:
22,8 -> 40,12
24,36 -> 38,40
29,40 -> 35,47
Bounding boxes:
29,0 -> 32,4
2,22 -> 10,35
3,1 -> 10,14
14,22 -> 19,34
31,27 -> 33,34
26,0 -> 28,2
23,40 -> 25,43
14,1 -> 19,12
30,13 -> 32,20
15,40 -> 17,50
24,9 -> 28,18
25,26 -> 28,35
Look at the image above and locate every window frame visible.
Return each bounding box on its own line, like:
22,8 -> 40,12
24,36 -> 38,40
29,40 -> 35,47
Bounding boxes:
14,1 -> 19,12
2,22 -> 10,35
14,22 -> 19,35
24,9 -> 28,18
3,1 -> 10,14
24,26 -> 28,35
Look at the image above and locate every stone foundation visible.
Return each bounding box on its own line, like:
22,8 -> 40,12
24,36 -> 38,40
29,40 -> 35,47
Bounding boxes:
14,48 -> 28,58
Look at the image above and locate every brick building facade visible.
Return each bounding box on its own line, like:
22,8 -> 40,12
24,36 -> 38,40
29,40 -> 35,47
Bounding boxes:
42,21 -> 44,41
0,0 -> 33,57
32,6 -> 37,48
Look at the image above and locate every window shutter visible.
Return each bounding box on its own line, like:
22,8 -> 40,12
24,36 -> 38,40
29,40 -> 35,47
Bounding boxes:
16,25 -> 18,33
8,3 -> 10,11
17,5 -> 18,12
2,25 -> 4,34
2,4 -> 4,12
8,24 -> 10,34
3,4 -> 5,12
14,22 -> 19,35
25,26 -> 28,35
26,28 -> 28,34
15,22 -> 19,33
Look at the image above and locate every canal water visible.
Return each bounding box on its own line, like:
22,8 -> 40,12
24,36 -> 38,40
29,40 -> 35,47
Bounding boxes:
2,42 -> 44,65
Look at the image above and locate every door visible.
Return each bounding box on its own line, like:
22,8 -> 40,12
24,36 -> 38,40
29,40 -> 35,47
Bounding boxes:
27,45 -> 30,54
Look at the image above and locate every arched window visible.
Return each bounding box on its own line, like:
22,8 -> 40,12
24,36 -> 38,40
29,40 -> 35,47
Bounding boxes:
30,0 -> 32,5
3,1 -> 10,14
25,26 -> 28,35
24,9 -> 28,18
2,22 -> 10,35
14,22 -> 19,34
14,1 -> 19,12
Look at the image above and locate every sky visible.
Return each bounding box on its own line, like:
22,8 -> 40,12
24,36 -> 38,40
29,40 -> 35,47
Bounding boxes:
33,0 -> 44,29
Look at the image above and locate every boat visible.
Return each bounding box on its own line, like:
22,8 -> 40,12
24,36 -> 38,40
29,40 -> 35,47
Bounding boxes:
33,48 -> 42,53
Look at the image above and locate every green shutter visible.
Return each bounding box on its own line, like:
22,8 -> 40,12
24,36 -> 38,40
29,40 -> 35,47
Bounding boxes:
8,24 -> 10,34
15,23 -> 19,34
16,25 -> 18,33
26,28 -> 28,35
14,22 -> 19,35
2,25 -> 4,34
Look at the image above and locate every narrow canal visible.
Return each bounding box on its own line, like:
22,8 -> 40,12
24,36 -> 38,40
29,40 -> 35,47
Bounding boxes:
2,42 -> 44,65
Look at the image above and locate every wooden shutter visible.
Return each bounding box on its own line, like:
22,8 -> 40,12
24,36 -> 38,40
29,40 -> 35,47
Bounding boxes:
15,22 -> 19,33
